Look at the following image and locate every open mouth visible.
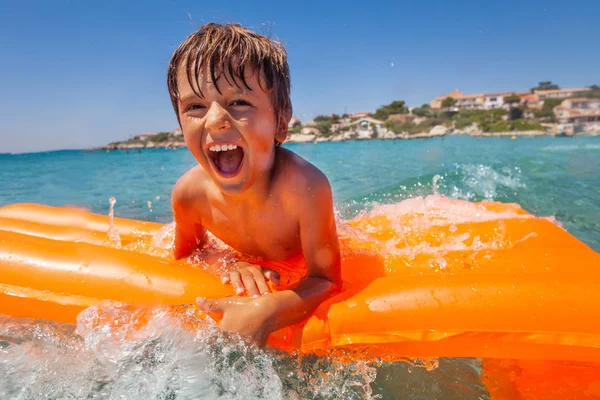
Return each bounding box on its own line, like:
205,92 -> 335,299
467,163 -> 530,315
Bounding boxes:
207,143 -> 245,177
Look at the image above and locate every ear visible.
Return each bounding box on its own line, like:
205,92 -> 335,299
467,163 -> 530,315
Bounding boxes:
275,106 -> 293,143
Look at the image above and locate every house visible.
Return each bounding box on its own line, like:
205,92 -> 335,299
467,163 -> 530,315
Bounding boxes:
483,92 -> 520,110
430,90 -> 463,109
430,89 -> 485,110
300,127 -> 320,135
534,88 -> 589,100
134,133 -> 156,141
431,87 -> 591,111
288,117 -> 301,129
170,128 -> 183,136
554,98 -> 600,134
351,117 -> 387,138
519,93 -> 542,110
351,112 -> 371,119
456,93 -> 485,110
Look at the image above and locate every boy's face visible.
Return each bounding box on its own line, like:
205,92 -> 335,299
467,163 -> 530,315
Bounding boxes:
176,64 -> 287,195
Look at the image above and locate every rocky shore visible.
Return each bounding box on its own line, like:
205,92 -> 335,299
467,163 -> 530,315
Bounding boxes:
97,141 -> 187,151
94,125 -> 596,151
285,126 -> 553,144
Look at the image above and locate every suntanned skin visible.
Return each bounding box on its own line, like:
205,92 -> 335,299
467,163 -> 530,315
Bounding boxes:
172,65 -> 341,346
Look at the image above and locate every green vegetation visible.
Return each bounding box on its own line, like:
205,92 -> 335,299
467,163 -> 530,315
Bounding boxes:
412,104 -> 434,117
575,85 -> 600,99
441,97 -> 457,108
503,94 -> 521,105
533,98 -> 562,122
372,100 -> 408,120
149,132 -> 171,142
486,119 -> 541,132
385,116 -> 447,135
453,109 -> 506,130
312,114 -> 340,135
531,81 -> 560,92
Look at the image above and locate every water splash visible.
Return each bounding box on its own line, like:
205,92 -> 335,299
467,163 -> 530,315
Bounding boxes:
432,174 -> 441,195
345,194 -> 538,273
107,196 -> 122,248
0,302 -> 386,400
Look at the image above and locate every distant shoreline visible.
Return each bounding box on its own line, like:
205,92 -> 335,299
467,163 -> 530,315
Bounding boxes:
89,130 -> 597,151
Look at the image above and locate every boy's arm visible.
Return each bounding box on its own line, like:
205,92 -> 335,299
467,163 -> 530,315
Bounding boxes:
264,174 -> 342,327
197,173 -> 341,345
172,177 -> 207,259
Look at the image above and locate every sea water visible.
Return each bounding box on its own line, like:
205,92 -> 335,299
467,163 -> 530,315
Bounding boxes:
0,135 -> 598,398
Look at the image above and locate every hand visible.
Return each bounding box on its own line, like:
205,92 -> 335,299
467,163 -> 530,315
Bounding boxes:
197,295 -> 277,347
221,262 -> 280,298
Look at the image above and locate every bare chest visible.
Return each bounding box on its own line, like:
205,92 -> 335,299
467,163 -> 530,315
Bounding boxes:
202,200 -> 301,260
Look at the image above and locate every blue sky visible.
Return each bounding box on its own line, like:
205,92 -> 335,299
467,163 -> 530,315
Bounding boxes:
1,0 -> 598,153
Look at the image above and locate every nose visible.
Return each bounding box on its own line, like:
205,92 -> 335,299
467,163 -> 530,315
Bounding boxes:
204,102 -> 231,133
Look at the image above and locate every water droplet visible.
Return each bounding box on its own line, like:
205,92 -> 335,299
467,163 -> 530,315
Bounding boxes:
107,197 -> 122,248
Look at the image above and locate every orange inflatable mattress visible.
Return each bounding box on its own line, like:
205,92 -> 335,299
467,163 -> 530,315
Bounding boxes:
0,196 -> 599,365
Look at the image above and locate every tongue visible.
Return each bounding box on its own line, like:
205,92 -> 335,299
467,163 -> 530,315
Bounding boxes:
216,148 -> 244,174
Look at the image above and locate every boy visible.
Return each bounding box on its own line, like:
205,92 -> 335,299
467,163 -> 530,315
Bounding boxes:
168,23 -> 341,347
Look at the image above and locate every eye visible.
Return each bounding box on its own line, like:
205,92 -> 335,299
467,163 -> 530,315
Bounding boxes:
230,99 -> 253,107
184,103 -> 206,113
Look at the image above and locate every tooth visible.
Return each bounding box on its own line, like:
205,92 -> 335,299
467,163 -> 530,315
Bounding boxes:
227,144 -> 234,150
231,144 -> 237,150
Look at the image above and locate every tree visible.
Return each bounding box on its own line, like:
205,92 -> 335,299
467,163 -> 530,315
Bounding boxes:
412,104 -> 433,117
441,97 -> 457,108
503,94 -> 521,105
531,81 -> 560,92
509,107 -> 524,120
372,100 -> 408,120
370,123 -> 379,138
313,115 -> 330,122
503,94 -> 523,120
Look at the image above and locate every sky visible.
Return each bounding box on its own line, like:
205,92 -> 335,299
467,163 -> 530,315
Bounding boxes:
1,0 -> 599,153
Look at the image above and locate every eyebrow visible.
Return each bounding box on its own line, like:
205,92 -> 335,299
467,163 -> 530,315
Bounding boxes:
179,87 -> 256,103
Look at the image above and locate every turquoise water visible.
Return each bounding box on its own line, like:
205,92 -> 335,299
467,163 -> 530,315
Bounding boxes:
2,135 -> 598,250
0,135 -> 599,399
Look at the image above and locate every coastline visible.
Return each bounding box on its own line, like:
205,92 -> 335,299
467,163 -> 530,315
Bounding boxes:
92,129 -> 597,151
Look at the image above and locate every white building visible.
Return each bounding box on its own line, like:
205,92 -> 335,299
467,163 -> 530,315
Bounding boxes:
554,98 -> 600,134
351,117 -> 387,138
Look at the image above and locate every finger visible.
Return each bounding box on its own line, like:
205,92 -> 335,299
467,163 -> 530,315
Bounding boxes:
220,273 -> 230,284
252,270 -> 270,295
263,269 -> 280,284
229,271 -> 244,295
196,297 -> 224,315
240,270 -> 260,298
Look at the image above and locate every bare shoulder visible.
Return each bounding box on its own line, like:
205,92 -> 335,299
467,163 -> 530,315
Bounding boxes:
275,148 -> 333,210
172,166 -> 211,219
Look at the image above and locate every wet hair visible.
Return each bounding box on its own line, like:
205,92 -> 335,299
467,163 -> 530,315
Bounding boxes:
167,23 -> 292,141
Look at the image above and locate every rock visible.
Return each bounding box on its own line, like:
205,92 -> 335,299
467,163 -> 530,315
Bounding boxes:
463,124 -> 481,136
429,125 -> 449,136
378,131 -> 399,140
287,133 -> 316,143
